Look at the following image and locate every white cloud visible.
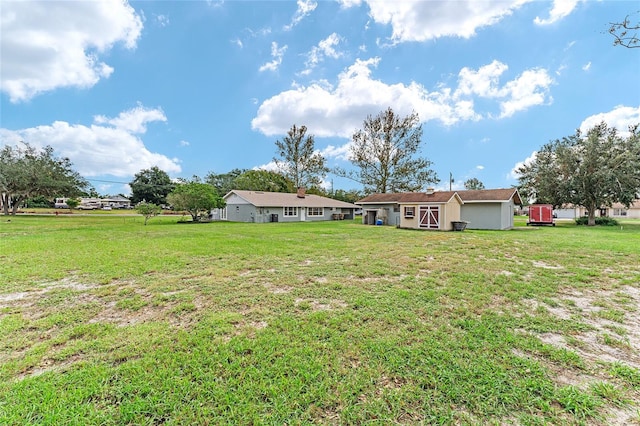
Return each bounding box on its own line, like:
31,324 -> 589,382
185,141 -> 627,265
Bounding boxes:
0,0 -> 143,102
259,42 -> 288,72
179,140 -> 190,147
284,0 -> 317,31
94,104 -> 167,133
580,105 -> 640,137
0,105 -> 181,177
455,60 -> 554,118
534,0 -> 581,25
497,68 -> 554,118
337,0 -> 362,9
455,60 -> 509,98
357,1 -> 532,43
582,62 -> 591,71
303,33 -> 344,74
476,165 -> 485,170
252,58 -> 552,138
155,14 -> 170,27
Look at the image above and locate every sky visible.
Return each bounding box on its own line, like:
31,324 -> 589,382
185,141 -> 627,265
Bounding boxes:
1,0 -> 639,196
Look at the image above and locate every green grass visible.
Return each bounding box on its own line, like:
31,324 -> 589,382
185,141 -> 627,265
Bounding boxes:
1,215 -> 639,424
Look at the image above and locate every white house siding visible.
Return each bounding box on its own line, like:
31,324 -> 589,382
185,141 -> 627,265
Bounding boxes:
461,202 -> 514,230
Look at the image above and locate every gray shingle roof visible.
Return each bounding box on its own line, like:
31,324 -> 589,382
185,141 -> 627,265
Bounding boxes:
226,190 -> 358,208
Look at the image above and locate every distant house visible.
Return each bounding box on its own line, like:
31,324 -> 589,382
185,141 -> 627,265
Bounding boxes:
356,189 -> 463,231
555,200 -> 640,219
221,188 -> 358,223
458,188 -> 522,230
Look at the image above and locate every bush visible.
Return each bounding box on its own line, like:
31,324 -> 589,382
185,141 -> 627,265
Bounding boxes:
575,216 -> 619,226
24,196 -> 53,208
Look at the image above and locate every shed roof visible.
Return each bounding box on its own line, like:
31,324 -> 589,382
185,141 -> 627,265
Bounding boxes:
225,190 -> 358,208
356,191 -> 460,204
457,188 -> 522,205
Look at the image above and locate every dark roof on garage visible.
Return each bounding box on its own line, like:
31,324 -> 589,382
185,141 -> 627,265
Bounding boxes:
457,188 -> 522,205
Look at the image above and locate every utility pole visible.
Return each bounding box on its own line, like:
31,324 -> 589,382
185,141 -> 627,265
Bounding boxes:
449,172 -> 453,191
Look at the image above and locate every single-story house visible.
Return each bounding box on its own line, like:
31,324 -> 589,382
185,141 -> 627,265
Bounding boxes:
555,200 -> 640,219
356,189 -> 463,231
458,188 -> 523,230
220,188 -> 358,223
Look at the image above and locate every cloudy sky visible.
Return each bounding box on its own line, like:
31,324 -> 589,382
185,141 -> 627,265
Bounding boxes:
1,0 -> 639,195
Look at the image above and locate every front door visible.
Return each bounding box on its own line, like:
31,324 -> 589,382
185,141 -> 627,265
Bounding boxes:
301,207 -> 306,221
419,206 -> 440,229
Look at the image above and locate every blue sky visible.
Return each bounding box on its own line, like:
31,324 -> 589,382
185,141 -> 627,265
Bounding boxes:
1,0 -> 639,195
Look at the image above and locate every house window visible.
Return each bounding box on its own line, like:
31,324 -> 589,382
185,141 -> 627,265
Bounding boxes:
404,206 -> 415,218
284,207 -> 298,217
221,207 -> 227,220
307,207 -> 323,216
613,208 -> 627,216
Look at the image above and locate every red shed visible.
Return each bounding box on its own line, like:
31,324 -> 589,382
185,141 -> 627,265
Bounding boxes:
527,204 -> 555,226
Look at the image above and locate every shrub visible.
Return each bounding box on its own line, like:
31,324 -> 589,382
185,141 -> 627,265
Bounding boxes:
575,216 -> 619,226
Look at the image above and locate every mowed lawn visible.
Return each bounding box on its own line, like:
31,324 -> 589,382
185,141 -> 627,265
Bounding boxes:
1,215 -> 639,425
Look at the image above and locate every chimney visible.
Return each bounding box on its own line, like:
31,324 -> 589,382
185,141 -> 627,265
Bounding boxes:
425,187 -> 435,195
297,187 -> 306,198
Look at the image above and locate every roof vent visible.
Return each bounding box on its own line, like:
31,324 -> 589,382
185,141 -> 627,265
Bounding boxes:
425,187 -> 435,195
297,187 -> 306,198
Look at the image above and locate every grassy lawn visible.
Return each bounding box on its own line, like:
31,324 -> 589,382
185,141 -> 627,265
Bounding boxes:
1,215 -> 639,425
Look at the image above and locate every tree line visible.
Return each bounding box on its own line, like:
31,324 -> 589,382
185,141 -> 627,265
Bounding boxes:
3,108 -> 639,226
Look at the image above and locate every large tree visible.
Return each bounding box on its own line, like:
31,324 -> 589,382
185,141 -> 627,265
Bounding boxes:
274,125 -> 328,190
342,107 -> 439,194
167,181 -> 225,222
205,168 -> 246,197
464,178 -> 485,190
232,170 -> 294,193
0,142 -> 87,215
517,122 -> 640,225
129,166 -> 174,206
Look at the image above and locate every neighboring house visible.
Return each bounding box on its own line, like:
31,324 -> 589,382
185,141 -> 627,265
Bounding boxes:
221,188 -> 358,223
56,196 -> 132,210
458,188 -> 523,230
555,200 -> 640,219
356,189 -> 463,231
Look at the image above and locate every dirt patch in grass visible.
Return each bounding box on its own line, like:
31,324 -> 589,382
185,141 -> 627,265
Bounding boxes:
522,284 -> 640,424
533,285 -> 640,371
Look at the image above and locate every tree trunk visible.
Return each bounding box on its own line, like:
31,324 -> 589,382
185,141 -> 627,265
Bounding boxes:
586,205 -> 597,226
1,194 -> 8,216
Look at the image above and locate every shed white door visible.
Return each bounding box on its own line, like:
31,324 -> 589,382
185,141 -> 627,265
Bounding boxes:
419,206 -> 440,229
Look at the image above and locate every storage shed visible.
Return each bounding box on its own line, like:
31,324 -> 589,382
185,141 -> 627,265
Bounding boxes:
458,188 -> 523,230
356,190 -> 463,231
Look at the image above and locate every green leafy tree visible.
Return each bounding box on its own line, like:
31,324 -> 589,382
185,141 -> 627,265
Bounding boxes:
517,122 -> 640,226
464,178 -> 485,190
167,181 -> 225,222
65,198 -> 80,212
233,170 -> 294,193
0,142 -> 87,215
274,125 -> 328,190
205,168 -> 246,197
339,107 -> 439,194
129,166 -> 174,206
331,189 -> 363,204
136,201 -> 162,225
